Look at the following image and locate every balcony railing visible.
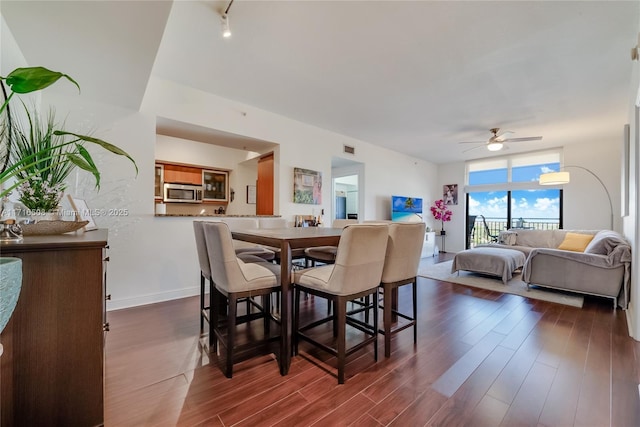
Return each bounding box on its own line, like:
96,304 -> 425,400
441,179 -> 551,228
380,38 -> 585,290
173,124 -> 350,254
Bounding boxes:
469,217 -> 559,247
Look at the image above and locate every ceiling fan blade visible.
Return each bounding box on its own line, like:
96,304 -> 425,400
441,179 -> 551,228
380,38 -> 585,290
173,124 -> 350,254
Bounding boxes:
495,130 -> 514,139
462,144 -> 485,153
458,140 -> 486,144
502,136 -> 543,142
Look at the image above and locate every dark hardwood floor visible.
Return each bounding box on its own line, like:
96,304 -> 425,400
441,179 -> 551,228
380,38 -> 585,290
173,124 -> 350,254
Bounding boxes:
104,254 -> 640,426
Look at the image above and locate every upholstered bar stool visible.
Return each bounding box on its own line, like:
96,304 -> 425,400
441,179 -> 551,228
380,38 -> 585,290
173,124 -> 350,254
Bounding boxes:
220,219 -> 277,262
193,221 -> 270,335
293,223 -> 389,384
194,221 -> 215,333
379,222 -> 426,357
203,222 -> 281,378
304,219 -> 358,267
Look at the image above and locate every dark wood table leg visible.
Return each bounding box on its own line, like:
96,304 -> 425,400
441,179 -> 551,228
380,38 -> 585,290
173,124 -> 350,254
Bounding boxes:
279,242 -> 293,375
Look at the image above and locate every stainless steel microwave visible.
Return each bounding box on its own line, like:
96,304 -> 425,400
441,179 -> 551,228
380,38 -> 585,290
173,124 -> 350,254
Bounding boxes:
163,183 -> 203,203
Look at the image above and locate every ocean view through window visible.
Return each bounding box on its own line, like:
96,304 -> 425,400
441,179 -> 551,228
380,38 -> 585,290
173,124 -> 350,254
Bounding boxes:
465,151 -> 562,247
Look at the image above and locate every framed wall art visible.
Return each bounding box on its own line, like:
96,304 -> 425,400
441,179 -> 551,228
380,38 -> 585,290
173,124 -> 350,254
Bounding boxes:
246,185 -> 256,204
293,167 -> 322,204
443,184 -> 458,205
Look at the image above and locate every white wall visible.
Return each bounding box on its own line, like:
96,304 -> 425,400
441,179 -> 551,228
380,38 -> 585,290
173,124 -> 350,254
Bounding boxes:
562,141 -> 621,231
143,77 -> 438,223
435,161 -> 466,253
28,76 -> 436,310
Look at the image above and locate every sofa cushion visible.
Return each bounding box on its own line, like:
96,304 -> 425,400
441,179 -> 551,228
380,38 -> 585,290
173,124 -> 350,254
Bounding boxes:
584,230 -> 629,255
514,229 -> 562,248
557,232 -> 595,252
498,230 -> 517,245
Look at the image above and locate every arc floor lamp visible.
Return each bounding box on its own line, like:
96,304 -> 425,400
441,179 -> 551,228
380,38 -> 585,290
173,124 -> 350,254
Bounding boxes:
539,165 -> 613,230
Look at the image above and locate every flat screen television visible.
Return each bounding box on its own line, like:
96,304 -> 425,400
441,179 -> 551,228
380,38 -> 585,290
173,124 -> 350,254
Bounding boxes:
391,195 -> 423,222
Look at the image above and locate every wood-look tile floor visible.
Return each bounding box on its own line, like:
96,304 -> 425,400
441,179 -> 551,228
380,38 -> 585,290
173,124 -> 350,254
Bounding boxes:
104,255 -> 640,426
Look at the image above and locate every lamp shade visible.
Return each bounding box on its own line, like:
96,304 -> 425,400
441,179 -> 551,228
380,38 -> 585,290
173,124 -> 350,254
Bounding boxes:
539,171 -> 570,185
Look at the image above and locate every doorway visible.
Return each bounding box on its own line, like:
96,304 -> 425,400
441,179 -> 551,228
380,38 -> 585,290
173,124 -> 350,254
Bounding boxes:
334,175 -> 358,220
331,158 -> 364,224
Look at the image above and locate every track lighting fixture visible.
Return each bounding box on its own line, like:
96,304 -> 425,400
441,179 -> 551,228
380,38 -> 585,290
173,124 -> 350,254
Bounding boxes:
221,0 -> 234,38
221,14 -> 231,38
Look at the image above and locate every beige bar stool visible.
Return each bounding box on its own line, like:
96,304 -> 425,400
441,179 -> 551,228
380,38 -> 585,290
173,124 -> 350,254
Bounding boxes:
293,223 -> 389,384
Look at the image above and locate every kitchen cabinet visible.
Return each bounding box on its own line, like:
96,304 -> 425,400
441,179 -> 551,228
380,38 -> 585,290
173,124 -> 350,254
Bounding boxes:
0,230 -> 108,426
162,164 -> 202,185
202,169 -> 228,202
155,163 -> 164,199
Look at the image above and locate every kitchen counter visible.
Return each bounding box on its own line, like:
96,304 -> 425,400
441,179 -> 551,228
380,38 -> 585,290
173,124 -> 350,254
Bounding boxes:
155,214 -> 281,218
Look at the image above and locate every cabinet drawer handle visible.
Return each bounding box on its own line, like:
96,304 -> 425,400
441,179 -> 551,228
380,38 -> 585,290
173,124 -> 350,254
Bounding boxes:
103,322 -> 110,332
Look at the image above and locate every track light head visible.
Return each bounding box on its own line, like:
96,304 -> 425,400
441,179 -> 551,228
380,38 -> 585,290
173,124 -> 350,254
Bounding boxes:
221,14 -> 231,38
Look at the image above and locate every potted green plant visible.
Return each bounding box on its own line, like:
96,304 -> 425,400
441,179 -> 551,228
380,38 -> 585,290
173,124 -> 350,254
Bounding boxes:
0,66 -> 137,339
0,67 -> 137,204
10,107 -> 130,221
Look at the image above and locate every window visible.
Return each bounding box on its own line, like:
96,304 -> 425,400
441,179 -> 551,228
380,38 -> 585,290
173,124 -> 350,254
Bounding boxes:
468,158 -> 508,185
465,151 -> 563,247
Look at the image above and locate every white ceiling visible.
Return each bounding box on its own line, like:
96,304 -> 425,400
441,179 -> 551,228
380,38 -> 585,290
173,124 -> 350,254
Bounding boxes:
2,1 -> 639,164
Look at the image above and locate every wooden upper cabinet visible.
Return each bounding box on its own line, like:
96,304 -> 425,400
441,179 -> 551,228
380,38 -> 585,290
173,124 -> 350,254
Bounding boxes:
162,164 -> 202,185
156,162 -> 231,204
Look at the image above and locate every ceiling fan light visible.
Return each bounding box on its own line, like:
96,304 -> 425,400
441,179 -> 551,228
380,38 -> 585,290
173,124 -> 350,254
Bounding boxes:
539,171 -> 570,185
487,141 -> 503,151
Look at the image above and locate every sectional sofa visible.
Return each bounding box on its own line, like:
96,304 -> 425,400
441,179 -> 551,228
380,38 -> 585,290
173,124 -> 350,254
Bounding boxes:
484,229 -> 631,308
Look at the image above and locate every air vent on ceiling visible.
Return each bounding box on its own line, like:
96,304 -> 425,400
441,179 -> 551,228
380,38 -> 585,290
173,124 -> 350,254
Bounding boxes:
343,144 -> 355,155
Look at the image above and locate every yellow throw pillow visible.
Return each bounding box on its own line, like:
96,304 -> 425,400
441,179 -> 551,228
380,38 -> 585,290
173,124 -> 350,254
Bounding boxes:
557,232 -> 595,252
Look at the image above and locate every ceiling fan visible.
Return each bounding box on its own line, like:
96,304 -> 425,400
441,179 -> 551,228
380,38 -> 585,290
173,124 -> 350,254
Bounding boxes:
459,128 -> 543,152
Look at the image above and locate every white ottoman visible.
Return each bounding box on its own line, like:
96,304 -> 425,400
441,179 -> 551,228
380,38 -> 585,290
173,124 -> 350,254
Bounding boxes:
452,247 -> 526,284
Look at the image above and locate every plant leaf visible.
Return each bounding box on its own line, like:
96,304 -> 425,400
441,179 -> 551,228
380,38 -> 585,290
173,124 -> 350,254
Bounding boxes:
66,153 -> 101,188
3,67 -> 80,94
53,130 -> 138,174
73,144 -> 100,188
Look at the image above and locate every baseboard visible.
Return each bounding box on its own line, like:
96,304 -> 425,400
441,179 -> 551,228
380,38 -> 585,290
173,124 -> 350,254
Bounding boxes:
107,286 -> 200,311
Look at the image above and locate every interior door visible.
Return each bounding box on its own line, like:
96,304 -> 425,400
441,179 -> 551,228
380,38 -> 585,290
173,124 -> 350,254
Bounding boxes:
256,153 -> 274,215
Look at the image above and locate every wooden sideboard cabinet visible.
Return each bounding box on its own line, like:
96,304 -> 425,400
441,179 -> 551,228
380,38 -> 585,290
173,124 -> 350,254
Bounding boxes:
0,230 -> 108,426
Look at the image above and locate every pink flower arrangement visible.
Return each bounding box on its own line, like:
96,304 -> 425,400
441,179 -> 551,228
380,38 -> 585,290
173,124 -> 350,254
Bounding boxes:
430,199 -> 452,231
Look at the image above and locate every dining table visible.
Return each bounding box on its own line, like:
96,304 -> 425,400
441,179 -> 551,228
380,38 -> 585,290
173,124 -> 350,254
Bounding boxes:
230,226 -> 343,375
